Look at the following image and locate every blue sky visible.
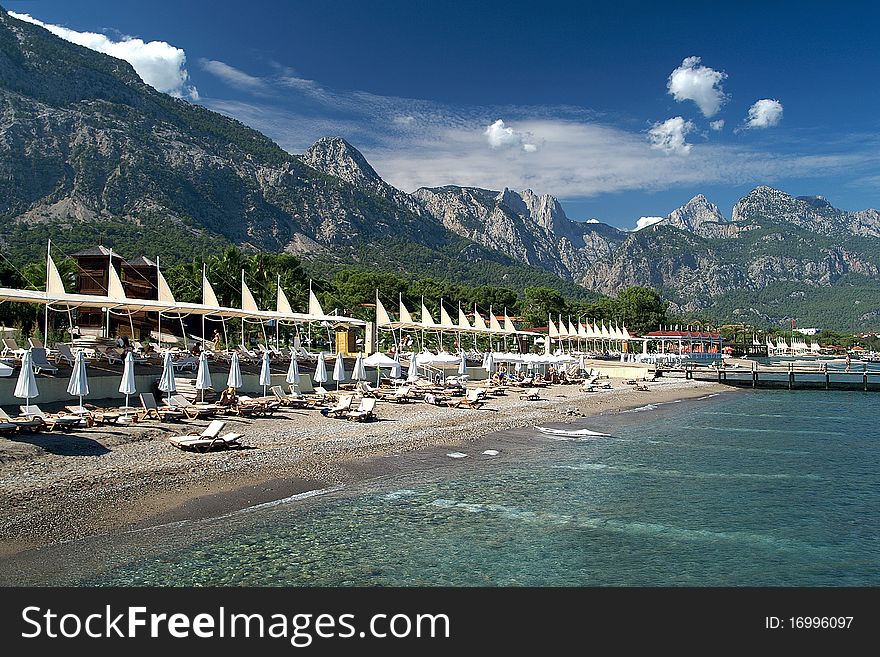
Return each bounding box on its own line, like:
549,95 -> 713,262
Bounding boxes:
6,0 -> 880,228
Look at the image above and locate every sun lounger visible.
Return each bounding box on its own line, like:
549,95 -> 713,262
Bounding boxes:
270,385 -> 308,408
377,385 -> 412,403
236,395 -> 280,415
633,384 -> 650,392
30,347 -> 58,374
454,388 -> 487,409
167,419 -> 243,452
53,343 -> 83,366
320,394 -> 353,418
139,393 -> 185,421
0,407 -> 44,431
166,394 -> 218,419
19,405 -> 81,430
520,390 -> 542,401
65,405 -> 125,426
346,397 -> 377,422
1,338 -> 25,359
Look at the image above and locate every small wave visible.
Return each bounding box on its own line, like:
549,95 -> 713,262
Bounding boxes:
621,404 -> 658,414
695,393 -> 720,400
482,449 -> 500,456
236,485 -> 345,514
380,489 -> 419,501
446,452 -> 468,459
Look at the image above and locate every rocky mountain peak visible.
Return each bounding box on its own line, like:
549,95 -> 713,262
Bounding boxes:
301,136 -> 382,187
663,194 -> 730,238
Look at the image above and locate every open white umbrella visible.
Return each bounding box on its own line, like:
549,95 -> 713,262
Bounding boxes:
406,356 -> 418,382
15,349 -> 39,415
118,351 -> 137,418
158,351 -> 177,403
227,351 -> 243,389
363,352 -> 397,385
458,353 -> 467,376
314,352 -> 328,388
332,352 -> 346,390
259,350 -> 272,396
286,351 -> 300,392
196,351 -> 212,402
67,349 -> 90,408
351,351 -> 367,382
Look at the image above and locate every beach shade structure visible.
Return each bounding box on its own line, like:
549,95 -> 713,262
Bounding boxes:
286,351 -> 301,392
352,351 -> 367,382
227,352 -> 243,390
196,351 -> 213,402
458,353 -> 467,376
406,356 -> 418,382
158,351 -> 177,403
314,352 -> 328,387
15,349 -> 39,415
259,350 -> 272,396
67,349 -> 90,409
118,351 -> 137,418
363,352 -> 397,385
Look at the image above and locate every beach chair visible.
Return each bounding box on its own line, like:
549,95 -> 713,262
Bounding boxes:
0,407 -> 44,431
236,395 -> 280,416
633,383 -> 650,392
346,397 -> 377,422
65,405 -> 125,426
270,385 -> 308,408
167,394 -> 218,419
378,385 -> 412,403
139,393 -> 185,421
1,338 -> 25,359
167,419 -> 243,453
293,347 -> 318,362
53,343 -> 82,366
320,394 -> 353,418
0,419 -> 16,434
455,388 -> 487,410
19,405 -> 81,430
172,355 -> 197,372
30,348 -> 59,374
520,390 -> 542,401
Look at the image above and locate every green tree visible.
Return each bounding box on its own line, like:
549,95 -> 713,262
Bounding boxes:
615,286 -> 668,334
521,286 -> 566,327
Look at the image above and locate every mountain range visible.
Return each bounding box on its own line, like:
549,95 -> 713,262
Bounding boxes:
1,7 -> 879,330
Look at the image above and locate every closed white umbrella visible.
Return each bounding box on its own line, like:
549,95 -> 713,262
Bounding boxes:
406,356 -> 418,382
118,351 -> 137,418
286,351 -> 300,392
158,351 -> 177,403
259,350 -> 272,396
352,351 -> 367,382
67,349 -> 90,408
484,352 -> 495,375
458,353 -> 467,376
332,352 -> 346,390
314,352 -> 328,387
15,349 -> 39,415
227,351 -> 243,389
196,351 -> 212,402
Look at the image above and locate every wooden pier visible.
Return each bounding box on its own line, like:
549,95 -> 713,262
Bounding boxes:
684,362 -> 880,391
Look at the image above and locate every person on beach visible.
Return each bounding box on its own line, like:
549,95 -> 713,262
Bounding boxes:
845,353 -> 851,371
212,329 -> 222,351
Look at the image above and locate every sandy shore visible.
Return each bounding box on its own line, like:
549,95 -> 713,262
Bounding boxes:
0,377 -> 727,558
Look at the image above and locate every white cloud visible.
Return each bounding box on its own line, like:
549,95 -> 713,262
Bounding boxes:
744,99 -> 783,129
633,216 -> 665,231
200,59 -> 265,92
484,119 -> 539,152
709,119 -> 725,131
393,115 -> 416,126
8,11 -> 197,99
584,218 -> 600,223
647,116 -> 695,154
667,56 -> 728,117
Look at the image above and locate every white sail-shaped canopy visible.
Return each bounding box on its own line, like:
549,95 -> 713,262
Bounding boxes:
578,322 -> 588,339
308,282 -> 325,317
156,258 -> 176,304
558,317 -> 569,337
458,305 -> 472,331
241,272 -> 260,312
439,301 -> 455,328
376,293 -> 393,327
567,320 -> 577,337
46,254 -> 66,296
473,306 -> 488,331
421,300 -> 437,327
276,278 -> 293,315
399,296 -> 415,325
489,309 -> 504,333
203,270 -> 220,307
548,317 -> 559,338
107,251 -> 127,300
503,313 -> 517,334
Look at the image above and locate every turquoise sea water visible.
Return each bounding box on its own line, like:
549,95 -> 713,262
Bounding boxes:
39,390 -> 880,585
